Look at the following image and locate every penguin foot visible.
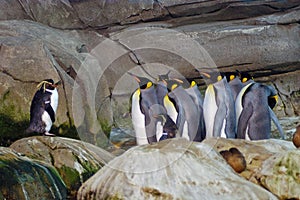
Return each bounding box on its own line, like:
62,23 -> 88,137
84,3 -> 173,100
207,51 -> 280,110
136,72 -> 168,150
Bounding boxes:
44,132 -> 56,136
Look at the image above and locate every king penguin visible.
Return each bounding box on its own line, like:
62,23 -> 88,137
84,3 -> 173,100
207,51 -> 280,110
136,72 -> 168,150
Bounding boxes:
26,79 -> 60,136
164,80 -> 203,141
235,73 -> 285,140
179,78 -> 206,141
129,72 -> 165,145
223,71 -> 244,101
235,82 -> 284,140
202,72 -> 236,138
156,71 -> 170,107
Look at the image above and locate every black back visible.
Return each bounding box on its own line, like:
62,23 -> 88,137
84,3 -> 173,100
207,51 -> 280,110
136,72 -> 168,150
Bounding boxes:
26,80 -> 55,134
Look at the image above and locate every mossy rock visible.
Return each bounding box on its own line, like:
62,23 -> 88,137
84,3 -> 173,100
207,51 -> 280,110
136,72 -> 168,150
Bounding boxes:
10,136 -> 115,199
0,147 -> 67,200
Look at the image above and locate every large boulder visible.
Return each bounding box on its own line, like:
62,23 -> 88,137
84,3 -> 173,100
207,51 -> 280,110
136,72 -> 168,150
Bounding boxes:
77,138 -> 277,199
203,137 -> 299,199
0,147 -> 67,200
260,150 -> 300,199
10,136 -> 115,198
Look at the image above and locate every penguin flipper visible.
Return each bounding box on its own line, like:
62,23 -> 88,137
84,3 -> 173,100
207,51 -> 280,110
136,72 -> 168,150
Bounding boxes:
198,107 -> 206,141
237,103 -> 253,139
176,107 -> 186,137
45,103 -> 55,123
269,107 -> 285,139
213,102 -> 227,137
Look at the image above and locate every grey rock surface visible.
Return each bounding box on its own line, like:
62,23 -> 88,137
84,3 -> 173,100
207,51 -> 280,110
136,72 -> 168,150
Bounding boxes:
78,138 -> 277,200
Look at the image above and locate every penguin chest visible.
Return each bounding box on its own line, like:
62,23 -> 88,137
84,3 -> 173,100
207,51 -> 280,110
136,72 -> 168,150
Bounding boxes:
42,111 -> 52,132
182,121 -> 189,140
203,84 -> 218,138
131,90 -> 148,145
220,119 -> 227,138
163,95 -> 178,123
47,88 -> 59,113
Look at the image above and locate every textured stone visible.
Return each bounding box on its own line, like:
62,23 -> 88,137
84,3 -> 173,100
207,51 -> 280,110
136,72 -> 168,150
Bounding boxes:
260,150 -> 300,199
78,138 -> 276,200
1,0 -> 299,30
204,138 -> 300,198
0,20 -> 114,146
10,136 -> 115,198
0,147 -> 67,200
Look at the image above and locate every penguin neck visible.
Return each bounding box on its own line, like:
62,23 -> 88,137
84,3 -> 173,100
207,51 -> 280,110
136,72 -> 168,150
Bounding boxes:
45,88 -> 57,93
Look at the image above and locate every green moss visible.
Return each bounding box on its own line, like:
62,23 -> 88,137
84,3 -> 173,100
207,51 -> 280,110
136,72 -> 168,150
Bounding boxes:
0,156 -> 67,199
0,114 -> 34,147
58,165 -> 81,191
0,91 -> 29,122
80,160 -> 101,181
111,99 -> 132,129
52,123 -> 80,140
99,119 -> 112,138
106,194 -> 123,200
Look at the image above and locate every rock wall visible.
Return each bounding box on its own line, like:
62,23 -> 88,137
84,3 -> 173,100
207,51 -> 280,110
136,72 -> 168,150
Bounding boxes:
0,0 -> 299,145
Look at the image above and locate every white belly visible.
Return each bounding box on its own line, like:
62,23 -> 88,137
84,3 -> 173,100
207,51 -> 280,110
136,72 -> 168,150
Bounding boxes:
235,82 -> 254,128
182,121 -> 189,140
164,96 -> 178,123
245,126 -> 250,140
42,111 -> 52,132
220,119 -> 226,138
156,121 -> 163,142
131,90 -> 148,145
46,88 -> 59,113
203,84 -> 218,138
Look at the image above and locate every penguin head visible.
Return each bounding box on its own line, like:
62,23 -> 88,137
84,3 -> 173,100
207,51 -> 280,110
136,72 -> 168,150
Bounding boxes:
238,71 -> 253,83
200,71 -> 224,84
37,79 -> 60,92
157,70 -> 171,83
128,72 -> 153,89
166,80 -> 180,91
223,71 -> 239,82
266,85 -> 278,109
190,80 -> 197,88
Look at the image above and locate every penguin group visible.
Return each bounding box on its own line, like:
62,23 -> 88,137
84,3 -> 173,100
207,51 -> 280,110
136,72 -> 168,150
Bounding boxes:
26,79 -> 60,136
130,70 -> 285,145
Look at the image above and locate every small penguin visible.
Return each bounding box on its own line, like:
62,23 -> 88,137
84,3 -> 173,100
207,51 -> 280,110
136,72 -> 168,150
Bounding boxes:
129,72 -> 165,145
202,72 -> 236,138
26,79 -> 60,136
220,147 -> 247,173
235,82 -> 284,140
154,114 -> 178,141
293,125 -> 300,148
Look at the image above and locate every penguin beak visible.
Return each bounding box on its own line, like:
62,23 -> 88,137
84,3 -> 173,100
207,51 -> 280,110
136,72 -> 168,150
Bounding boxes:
199,72 -> 211,78
172,78 -> 184,84
53,80 -> 61,87
153,114 -> 166,124
127,72 -> 141,83
162,79 -> 167,86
